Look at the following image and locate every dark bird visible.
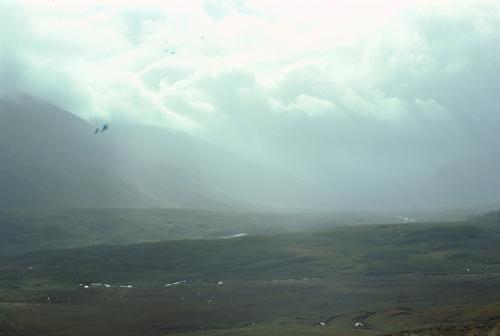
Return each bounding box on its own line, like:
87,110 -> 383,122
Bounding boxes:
101,124 -> 109,132
94,128 -> 100,134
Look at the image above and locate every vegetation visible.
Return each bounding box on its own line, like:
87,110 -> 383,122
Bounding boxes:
0,208 -> 403,255
1,210 -> 500,335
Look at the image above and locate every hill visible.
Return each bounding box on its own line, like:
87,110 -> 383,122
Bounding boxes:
0,95 -> 151,208
0,208 -> 404,255
1,211 -> 500,335
416,155 -> 500,209
5,218 -> 500,284
0,94 -> 315,210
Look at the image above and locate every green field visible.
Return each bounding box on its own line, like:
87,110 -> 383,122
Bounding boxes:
1,209 -> 500,335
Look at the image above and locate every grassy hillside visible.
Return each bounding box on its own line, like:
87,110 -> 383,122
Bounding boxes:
5,218 -> 500,283
1,212 -> 500,335
0,208 -> 403,255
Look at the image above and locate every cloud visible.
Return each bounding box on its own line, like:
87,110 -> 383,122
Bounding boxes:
2,0 -> 500,207
202,0 -> 250,20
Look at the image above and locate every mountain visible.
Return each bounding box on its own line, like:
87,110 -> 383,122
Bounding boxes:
0,94 -> 314,209
415,155 -> 500,209
0,95 -> 152,208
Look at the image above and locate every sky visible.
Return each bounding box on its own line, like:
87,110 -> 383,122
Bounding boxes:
2,0 -> 500,208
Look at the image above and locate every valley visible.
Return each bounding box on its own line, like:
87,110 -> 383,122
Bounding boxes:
1,209 -> 500,335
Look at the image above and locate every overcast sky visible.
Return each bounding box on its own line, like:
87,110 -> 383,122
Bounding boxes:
2,0 -> 500,208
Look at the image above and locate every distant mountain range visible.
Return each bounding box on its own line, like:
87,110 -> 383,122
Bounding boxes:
414,155 -> 500,209
0,94 -> 314,209
2,94 -> 500,211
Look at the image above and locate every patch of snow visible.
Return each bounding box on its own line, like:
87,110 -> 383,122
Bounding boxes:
165,280 -> 187,287
219,233 -> 247,239
399,216 -> 416,223
354,321 -> 364,328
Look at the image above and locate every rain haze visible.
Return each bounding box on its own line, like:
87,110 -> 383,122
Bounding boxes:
2,0 -> 500,211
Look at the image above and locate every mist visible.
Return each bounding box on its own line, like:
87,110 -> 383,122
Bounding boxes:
2,0 -> 500,211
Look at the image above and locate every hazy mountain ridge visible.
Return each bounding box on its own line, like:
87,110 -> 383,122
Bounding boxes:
3,94 -> 500,211
415,155 -> 500,209
0,95 -> 314,210
0,95 -> 152,208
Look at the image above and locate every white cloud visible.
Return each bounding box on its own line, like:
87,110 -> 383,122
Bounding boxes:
3,0 -> 500,204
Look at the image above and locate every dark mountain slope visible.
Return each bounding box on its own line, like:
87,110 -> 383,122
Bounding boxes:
0,95 -> 314,209
0,95 -> 152,208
